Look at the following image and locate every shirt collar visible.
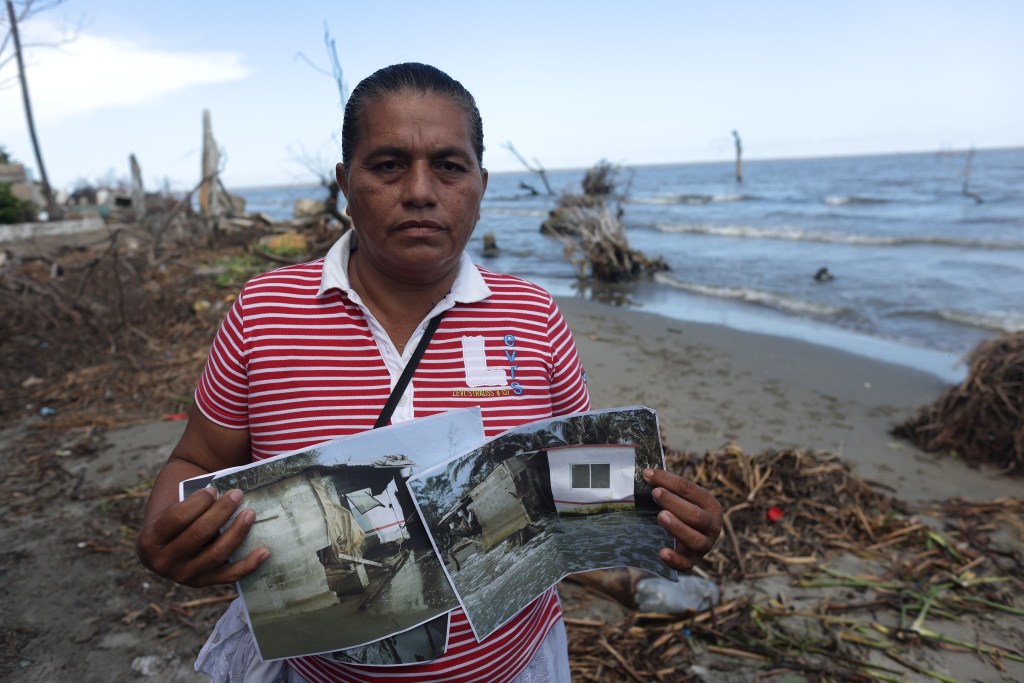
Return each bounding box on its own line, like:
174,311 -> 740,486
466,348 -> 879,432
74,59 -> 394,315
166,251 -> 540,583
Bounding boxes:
317,229 -> 492,307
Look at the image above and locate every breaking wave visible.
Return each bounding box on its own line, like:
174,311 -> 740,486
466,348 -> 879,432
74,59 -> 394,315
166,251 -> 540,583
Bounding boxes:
625,193 -> 750,206
936,310 -> 1024,334
653,273 -> 847,317
654,223 -> 1024,249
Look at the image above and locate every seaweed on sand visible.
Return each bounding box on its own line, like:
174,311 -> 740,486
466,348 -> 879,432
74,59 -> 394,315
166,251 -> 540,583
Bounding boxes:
893,332 -> 1024,473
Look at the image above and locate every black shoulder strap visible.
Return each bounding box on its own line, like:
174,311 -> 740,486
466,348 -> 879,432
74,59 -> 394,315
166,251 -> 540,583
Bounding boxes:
373,312 -> 445,429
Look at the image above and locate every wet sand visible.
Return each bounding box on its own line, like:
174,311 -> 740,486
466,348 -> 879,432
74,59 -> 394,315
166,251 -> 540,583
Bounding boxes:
557,296 -> 1022,504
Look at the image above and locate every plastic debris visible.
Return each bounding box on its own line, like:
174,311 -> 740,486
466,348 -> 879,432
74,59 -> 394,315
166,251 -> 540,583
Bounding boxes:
635,575 -> 720,613
130,655 -> 162,676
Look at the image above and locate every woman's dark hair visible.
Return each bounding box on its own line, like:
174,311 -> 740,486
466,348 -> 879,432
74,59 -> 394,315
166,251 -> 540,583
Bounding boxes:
341,62 -> 484,170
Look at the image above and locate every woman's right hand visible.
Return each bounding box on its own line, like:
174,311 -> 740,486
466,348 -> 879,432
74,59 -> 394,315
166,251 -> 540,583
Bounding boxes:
136,486 -> 269,587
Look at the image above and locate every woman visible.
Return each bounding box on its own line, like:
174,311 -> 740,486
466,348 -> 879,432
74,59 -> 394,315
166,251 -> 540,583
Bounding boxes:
137,62 -> 722,683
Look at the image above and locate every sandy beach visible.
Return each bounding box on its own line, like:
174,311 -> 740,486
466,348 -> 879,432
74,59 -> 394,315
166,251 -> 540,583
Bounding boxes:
560,297 -> 1022,505
2,296 -> 1021,681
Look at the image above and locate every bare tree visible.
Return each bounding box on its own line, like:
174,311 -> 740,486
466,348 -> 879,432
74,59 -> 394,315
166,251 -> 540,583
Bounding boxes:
0,0 -> 78,84
2,0 -> 80,220
295,21 -> 348,109
503,142 -> 554,195
4,0 -> 58,218
292,22 -> 352,229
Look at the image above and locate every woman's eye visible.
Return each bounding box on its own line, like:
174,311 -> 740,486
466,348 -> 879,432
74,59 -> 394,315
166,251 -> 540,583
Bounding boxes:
439,161 -> 466,173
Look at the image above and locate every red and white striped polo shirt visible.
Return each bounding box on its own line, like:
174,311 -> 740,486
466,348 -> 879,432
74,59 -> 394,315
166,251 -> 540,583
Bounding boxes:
195,233 -> 591,683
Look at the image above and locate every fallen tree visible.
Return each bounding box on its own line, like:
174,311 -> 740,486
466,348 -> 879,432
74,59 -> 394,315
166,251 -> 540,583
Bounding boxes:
541,160 -> 667,283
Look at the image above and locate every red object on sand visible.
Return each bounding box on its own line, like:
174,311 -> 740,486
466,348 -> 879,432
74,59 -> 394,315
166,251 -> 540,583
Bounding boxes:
766,505 -> 784,523
163,412 -> 189,421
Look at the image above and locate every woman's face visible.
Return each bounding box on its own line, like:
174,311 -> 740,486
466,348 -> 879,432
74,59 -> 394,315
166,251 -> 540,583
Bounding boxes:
338,91 -> 488,288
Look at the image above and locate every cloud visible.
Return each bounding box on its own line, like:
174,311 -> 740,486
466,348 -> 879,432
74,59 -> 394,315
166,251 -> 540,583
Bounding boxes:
0,20 -> 249,133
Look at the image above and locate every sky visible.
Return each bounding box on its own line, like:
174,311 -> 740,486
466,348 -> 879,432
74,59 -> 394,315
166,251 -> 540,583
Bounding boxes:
1,0 -> 1021,191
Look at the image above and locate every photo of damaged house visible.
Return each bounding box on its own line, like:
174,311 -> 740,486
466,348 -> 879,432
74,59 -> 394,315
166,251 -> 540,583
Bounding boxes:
438,443 -> 641,573
409,407 -> 674,640
216,454 -> 459,662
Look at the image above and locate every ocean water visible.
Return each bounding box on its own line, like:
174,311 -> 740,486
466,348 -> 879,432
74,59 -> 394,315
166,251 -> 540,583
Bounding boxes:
238,148 -> 1024,382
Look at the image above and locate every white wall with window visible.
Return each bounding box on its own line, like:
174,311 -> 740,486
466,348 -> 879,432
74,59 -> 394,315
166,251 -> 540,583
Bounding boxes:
547,444 -> 637,514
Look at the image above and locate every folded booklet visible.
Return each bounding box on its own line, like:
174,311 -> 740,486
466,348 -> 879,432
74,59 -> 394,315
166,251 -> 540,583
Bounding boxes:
182,406 -> 675,661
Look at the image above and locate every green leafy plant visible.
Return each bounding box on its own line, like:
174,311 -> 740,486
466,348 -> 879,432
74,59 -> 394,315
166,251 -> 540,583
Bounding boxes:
0,183 -> 36,224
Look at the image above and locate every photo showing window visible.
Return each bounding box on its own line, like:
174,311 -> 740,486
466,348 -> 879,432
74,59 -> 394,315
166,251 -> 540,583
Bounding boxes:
571,463 -> 611,489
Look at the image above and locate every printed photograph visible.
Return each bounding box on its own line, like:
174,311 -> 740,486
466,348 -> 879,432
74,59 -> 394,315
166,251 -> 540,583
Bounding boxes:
209,408 -> 485,661
408,406 -> 674,640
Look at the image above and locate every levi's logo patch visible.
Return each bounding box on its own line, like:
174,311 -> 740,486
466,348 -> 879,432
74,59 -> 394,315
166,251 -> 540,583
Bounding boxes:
459,335 -> 525,395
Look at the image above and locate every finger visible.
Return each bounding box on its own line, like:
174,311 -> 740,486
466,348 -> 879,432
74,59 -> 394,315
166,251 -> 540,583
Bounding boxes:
165,489 -> 247,558
172,502 -> 258,580
642,470 -> 723,570
655,505 -> 716,556
643,473 -> 724,536
188,546 -> 271,588
657,545 -> 700,572
144,487 -> 219,547
143,489 -> 251,582
644,468 -> 720,518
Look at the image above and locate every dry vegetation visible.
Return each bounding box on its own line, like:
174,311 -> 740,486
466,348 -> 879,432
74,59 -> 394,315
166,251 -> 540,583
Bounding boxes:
893,332 -> 1024,473
566,443 -> 1024,682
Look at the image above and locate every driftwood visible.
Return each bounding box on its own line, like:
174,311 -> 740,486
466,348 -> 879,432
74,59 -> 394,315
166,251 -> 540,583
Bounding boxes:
892,332 -> 1024,472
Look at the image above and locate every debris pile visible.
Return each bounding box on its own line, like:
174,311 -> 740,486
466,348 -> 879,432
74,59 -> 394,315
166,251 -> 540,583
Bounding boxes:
892,332 -> 1024,473
563,443 -> 1024,681
1,211 -> 345,428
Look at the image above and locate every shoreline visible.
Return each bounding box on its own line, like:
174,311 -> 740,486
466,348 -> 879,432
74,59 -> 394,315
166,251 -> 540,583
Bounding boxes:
543,279 -> 969,385
555,295 -> 1022,505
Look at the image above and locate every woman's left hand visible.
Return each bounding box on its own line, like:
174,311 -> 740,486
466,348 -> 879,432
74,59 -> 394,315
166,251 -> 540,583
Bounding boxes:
643,468 -> 723,571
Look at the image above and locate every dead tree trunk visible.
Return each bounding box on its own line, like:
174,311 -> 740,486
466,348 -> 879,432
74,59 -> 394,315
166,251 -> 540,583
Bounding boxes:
732,130 -> 743,183
5,0 -> 60,220
961,148 -> 983,204
129,154 -> 146,222
199,109 -> 221,221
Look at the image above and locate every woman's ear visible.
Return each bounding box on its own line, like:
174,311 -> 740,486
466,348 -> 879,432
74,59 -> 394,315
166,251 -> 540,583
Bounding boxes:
336,163 -> 348,198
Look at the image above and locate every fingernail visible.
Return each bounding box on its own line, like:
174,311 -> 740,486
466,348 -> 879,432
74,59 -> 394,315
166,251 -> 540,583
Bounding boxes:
228,489 -> 243,503
241,508 -> 256,524
258,548 -> 271,562
643,468 -> 654,481
658,510 -> 672,526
